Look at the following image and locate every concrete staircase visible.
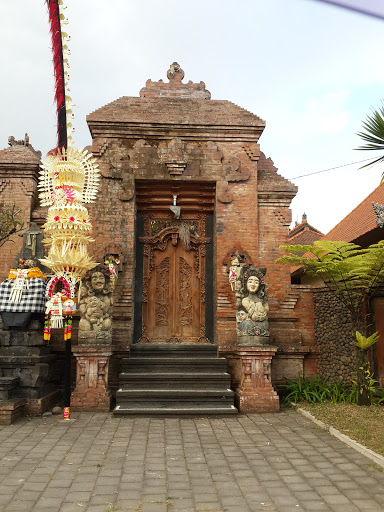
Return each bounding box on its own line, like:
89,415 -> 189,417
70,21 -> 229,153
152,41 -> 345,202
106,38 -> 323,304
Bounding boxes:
113,344 -> 237,415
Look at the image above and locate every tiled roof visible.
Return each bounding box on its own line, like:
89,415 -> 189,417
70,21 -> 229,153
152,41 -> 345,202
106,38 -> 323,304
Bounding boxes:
289,185 -> 384,276
290,220 -> 321,236
290,228 -> 324,246
324,183 -> 384,242
289,218 -> 323,245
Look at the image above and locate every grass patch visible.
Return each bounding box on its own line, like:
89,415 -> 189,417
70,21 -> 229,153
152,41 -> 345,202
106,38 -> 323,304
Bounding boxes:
298,402 -> 384,456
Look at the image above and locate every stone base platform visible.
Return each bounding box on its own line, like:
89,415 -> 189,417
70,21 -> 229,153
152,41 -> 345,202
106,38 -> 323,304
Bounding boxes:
0,399 -> 26,425
236,345 -> 280,413
24,390 -> 61,416
71,346 -> 112,412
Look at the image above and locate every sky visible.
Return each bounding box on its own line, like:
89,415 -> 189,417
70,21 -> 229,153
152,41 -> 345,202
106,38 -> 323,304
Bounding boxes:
1,0 -> 384,235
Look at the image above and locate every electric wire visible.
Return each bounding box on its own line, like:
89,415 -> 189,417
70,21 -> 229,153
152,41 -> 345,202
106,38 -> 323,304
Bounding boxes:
291,157 -> 380,179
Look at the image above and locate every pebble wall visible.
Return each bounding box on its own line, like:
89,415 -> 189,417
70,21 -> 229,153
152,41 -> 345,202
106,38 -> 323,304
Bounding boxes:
314,290 -> 355,383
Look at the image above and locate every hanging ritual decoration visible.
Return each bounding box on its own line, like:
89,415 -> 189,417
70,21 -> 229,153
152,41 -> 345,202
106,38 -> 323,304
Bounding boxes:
229,256 -> 240,291
104,255 -> 120,289
41,0 -> 100,418
40,0 -> 100,338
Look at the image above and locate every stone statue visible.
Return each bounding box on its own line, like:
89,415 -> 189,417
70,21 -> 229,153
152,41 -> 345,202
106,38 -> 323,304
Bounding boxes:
235,266 -> 269,346
15,223 -> 47,271
78,266 -> 113,342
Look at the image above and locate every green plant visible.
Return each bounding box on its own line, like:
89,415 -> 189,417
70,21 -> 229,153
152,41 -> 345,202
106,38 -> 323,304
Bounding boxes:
282,374 -> 334,405
356,101 -> 384,172
354,331 -> 380,405
0,203 -> 24,247
349,367 -> 384,406
356,331 -> 379,350
277,240 -> 384,405
281,373 -> 375,406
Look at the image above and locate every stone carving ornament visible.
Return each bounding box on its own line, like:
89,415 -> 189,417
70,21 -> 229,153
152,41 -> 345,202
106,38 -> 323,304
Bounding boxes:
233,265 -> 270,346
92,136 -> 251,203
78,266 -> 113,342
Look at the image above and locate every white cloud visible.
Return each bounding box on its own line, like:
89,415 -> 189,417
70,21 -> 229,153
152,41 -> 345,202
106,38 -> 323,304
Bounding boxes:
1,0 -> 384,236
303,91 -> 351,135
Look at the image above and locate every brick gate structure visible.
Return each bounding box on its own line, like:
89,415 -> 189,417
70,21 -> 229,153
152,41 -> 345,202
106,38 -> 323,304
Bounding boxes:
0,64 -> 318,412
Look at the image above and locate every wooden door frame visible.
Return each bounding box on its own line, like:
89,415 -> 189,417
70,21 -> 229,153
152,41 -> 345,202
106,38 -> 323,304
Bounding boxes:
133,212 -> 214,344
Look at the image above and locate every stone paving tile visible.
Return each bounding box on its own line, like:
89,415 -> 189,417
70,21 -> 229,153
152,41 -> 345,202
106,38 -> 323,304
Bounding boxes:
0,495 -> 13,507
1,411 -> 384,511
141,504 -> 168,512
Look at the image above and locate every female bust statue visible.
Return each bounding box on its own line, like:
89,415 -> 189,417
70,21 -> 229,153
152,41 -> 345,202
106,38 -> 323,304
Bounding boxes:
237,266 -> 269,345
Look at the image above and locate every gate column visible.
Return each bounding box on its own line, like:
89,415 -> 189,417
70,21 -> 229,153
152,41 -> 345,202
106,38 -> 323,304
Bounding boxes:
71,346 -> 112,412
236,346 -> 280,413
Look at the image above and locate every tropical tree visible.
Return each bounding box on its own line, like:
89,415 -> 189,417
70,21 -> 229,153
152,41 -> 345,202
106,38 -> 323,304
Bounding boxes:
0,204 -> 24,248
277,240 -> 384,405
357,101 -> 384,174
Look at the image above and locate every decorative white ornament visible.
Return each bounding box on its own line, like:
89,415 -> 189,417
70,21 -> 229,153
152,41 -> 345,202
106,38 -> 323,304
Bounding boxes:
9,269 -> 30,303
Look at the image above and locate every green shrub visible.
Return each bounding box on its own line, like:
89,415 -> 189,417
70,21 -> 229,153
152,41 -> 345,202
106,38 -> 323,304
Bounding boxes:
282,374 -> 359,405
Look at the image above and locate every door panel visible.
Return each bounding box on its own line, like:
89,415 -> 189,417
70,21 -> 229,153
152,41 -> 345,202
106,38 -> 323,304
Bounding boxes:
139,222 -> 210,344
146,238 -> 201,342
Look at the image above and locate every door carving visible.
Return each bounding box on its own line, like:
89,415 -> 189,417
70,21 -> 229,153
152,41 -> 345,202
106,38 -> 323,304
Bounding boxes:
139,219 -> 210,344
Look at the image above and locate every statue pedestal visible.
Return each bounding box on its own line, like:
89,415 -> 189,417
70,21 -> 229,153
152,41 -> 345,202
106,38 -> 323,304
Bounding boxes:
71,346 -> 112,412
236,346 -> 279,413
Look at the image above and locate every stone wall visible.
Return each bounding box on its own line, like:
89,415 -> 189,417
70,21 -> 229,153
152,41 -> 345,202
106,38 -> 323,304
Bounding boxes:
314,289 -> 355,383
0,319 -> 60,415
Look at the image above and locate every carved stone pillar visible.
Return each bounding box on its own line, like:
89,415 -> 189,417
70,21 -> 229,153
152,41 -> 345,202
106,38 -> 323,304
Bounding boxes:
236,346 -> 279,413
71,346 -> 112,411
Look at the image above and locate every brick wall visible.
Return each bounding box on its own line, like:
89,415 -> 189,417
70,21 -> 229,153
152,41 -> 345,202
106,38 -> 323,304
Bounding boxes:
0,146 -> 40,279
87,175 -> 135,347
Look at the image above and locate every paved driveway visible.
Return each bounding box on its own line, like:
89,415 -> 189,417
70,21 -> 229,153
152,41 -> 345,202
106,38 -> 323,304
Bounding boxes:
0,411 -> 384,511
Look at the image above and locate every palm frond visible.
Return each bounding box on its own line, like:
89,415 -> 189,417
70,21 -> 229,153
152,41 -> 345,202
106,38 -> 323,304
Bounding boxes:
278,240 -> 384,316
357,101 -> 384,177
357,103 -> 384,152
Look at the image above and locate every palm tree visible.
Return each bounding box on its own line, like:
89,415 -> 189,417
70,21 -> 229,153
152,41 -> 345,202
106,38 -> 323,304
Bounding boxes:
357,102 -> 384,174
357,102 -> 384,227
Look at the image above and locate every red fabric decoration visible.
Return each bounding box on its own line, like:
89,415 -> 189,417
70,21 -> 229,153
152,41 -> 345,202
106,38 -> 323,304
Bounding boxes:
46,0 -> 67,150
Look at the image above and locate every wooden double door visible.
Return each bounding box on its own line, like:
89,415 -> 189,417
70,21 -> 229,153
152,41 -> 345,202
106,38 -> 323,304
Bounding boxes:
138,219 -> 211,344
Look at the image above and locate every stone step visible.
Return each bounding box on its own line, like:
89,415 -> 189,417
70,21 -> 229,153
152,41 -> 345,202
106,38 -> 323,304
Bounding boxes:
115,344 -> 238,416
117,388 -> 234,400
130,344 -> 217,358
114,404 -> 238,415
0,377 -> 19,400
119,372 -> 231,389
121,357 -> 227,373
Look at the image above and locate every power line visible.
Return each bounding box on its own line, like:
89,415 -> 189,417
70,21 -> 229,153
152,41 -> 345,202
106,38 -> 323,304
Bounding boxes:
291,157 -> 379,179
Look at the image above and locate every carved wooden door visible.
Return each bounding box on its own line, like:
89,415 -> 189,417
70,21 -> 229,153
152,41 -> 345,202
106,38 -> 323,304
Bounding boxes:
147,238 -> 199,341
139,224 -> 210,344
